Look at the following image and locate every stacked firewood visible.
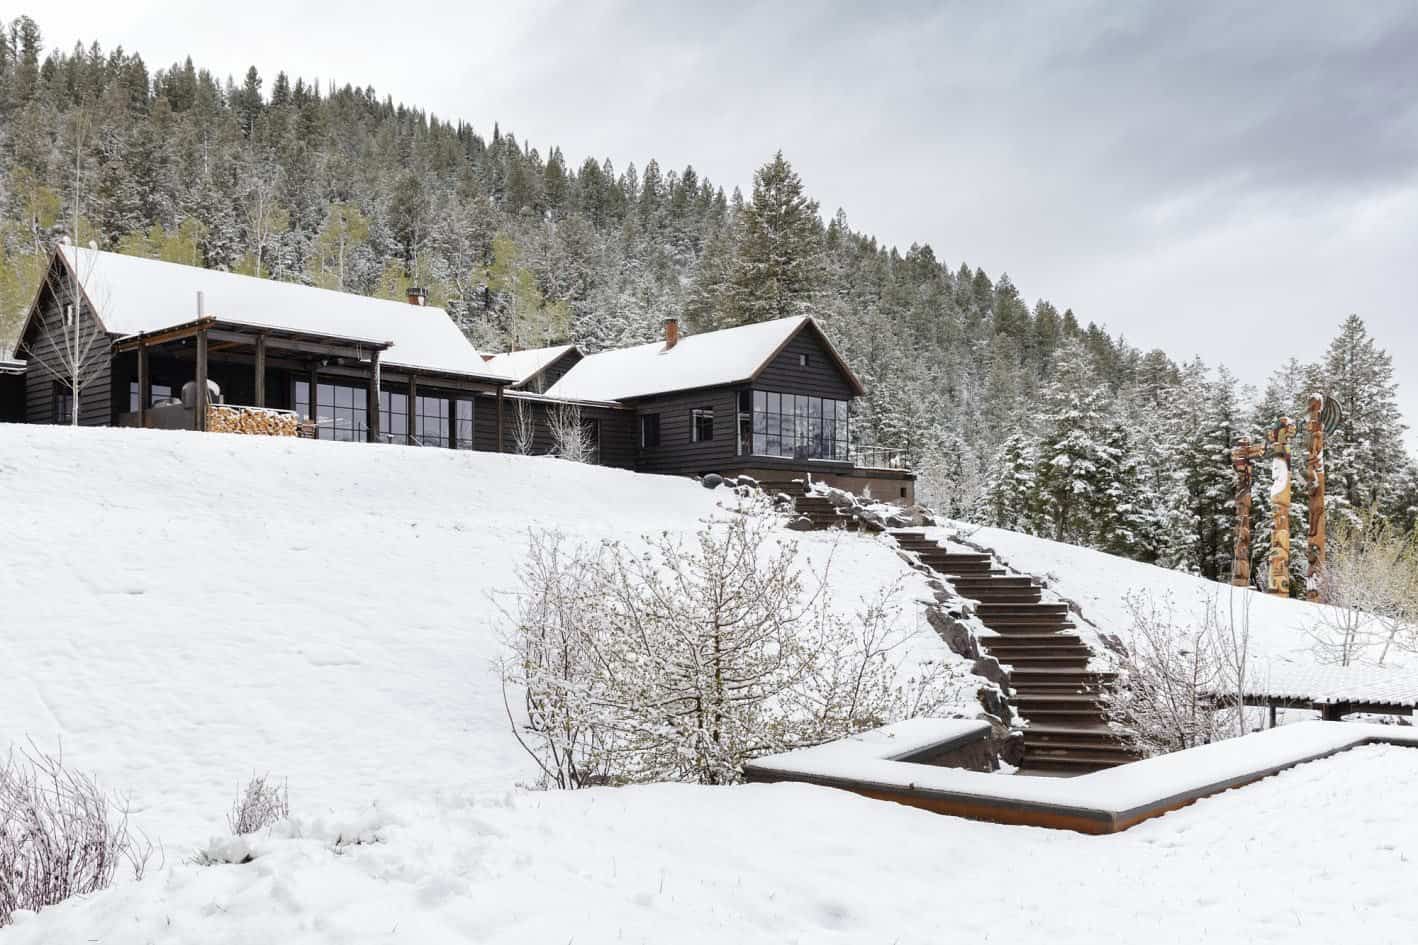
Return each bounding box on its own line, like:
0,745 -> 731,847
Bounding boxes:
206,404 -> 300,437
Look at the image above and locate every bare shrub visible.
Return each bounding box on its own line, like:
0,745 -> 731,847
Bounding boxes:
547,401 -> 595,464
227,774 -> 289,835
1310,510 -> 1418,666
499,496 -> 966,787
1106,591 -> 1234,756
0,744 -> 153,927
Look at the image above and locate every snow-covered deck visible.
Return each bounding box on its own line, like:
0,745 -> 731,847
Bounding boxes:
743,718 -> 1418,833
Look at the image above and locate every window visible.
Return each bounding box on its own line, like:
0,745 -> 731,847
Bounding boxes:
749,390 -> 849,461
798,352 -> 810,367
691,408 -> 714,443
129,382 -> 174,412
640,413 -> 661,448
455,399 -> 475,450
415,395 -> 449,447
295,380 -> 368,442
380,390 -> 409,443
53,385 -> 73,425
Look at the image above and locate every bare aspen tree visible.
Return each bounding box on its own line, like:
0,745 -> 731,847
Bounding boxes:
547,401 -> 594,463
512,396 -> 537,455
19,113 -> 109,427
239,153 -> 285,279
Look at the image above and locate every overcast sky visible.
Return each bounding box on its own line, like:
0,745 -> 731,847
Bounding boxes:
35,1 -> 1418,444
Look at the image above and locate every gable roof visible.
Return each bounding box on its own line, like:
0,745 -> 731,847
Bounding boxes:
482,344 -> 580,389
43,246 -> 511,382
544,315 -> 865,402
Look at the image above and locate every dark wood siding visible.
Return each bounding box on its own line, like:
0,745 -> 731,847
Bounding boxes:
753,329 -> 857,400
630,386 -> 741,475
523,349 -> 583,393
19,279 -> 114,426
473,394 -> 635,468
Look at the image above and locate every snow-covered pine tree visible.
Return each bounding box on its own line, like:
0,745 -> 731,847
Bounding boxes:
727,151 -> 824,325
1315,315 -> 1409,519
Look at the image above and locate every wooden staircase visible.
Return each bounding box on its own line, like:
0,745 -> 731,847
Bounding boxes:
891,531 -> 1138,774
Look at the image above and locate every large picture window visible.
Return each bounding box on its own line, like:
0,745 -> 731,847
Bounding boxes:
750,390 -> 849,461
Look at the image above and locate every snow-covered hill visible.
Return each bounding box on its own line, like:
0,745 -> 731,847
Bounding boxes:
0,424 -> 947,845
932,522 -> 1417,672
5,425 -> 1417,944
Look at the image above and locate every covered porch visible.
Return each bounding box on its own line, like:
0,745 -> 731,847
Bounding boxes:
111,316 -> 510,448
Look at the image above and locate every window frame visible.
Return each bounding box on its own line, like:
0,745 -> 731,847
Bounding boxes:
690,407 -> 714,444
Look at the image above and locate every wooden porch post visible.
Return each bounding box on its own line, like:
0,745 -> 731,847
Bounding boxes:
137,339 -> 150,429
308,362 -> 320,430
496,385 -> 505,452
254,334 -> 267,408
194,327 -> 209,432
367,350 -> 382,443
407,373 -> 418,445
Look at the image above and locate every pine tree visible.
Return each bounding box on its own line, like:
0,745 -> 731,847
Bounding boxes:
727,151 -> 823,325
1316,315 -> 1408,517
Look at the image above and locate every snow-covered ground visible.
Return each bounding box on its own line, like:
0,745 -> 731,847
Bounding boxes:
8,742 -> 1418,944
0,425 -> 952,844
4,425 -> 1416,942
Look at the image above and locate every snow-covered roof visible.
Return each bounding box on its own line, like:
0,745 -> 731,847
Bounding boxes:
482,344 -> 579,388
545,315 -> 862,402
1243,660 -> 1418,708
50,246 -> 512,382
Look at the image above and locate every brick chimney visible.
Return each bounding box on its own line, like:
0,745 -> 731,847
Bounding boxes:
663,317 -> 679,349
406,287 -> 428,307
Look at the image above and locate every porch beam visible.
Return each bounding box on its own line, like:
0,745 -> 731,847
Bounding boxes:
112,317 -> 215,352
206,328 -> 367,361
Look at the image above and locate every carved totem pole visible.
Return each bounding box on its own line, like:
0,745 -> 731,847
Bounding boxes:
1231,396 -> 1336,597
1230,436 -> 1265,588
1265,418 -> 1296,597
1305,394 -> 1327,601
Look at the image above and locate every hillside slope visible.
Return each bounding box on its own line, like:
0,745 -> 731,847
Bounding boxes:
931,522 -> 1418,685
0,424 -> 950,844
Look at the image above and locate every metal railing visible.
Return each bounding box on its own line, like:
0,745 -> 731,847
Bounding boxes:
850,445 -> 910,470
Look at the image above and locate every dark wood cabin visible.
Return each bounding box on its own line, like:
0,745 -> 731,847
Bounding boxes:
9,248 -> 913,502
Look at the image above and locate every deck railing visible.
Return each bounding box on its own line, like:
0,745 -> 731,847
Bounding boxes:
850,445 -> 910,470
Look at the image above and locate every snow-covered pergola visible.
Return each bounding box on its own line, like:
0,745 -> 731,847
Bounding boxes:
1234,661 -> 1418,721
